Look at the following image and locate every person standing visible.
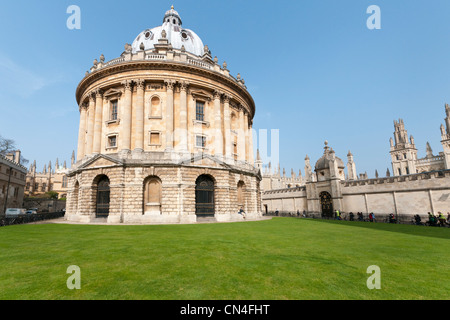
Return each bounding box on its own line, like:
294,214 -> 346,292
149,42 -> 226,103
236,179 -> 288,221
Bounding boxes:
438,212 -> 446,227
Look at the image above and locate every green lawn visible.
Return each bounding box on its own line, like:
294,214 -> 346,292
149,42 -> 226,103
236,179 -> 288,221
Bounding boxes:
0,217 -> 448,300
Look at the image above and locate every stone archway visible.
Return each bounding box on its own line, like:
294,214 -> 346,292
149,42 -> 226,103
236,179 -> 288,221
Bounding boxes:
319,191 -> 333,218
95,175 -> 110,218
195,174 -> 215,217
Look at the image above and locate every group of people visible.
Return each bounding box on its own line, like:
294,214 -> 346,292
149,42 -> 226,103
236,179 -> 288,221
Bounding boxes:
347,212 -> 367,222
271,208 -> 449,227
423,212 -> 449,227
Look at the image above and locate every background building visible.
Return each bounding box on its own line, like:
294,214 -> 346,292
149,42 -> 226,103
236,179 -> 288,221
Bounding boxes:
0,150 -> 27,215
262,104 -> 450,219
25,151 -> 74,199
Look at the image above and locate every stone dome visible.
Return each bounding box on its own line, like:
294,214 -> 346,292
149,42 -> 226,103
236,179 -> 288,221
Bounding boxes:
131,6 -> 205,56
314,141 -> 345,171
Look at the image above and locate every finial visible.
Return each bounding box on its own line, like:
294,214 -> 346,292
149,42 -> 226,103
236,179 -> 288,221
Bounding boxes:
171,5 -> 174,9
100,54 -> 105,62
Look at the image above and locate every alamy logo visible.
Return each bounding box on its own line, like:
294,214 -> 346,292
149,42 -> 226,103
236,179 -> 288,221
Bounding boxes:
366,265 -> 381,289
66,265 -> 81,289
67,5 -> 81,30
367,5 -> 381,30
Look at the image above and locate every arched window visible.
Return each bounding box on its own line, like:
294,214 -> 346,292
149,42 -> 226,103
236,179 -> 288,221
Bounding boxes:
150,96 -> 161,118
144,176 -> 162,214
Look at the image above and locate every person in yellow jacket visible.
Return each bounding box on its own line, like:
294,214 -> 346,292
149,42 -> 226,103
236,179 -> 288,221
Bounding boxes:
438,212 -> 446,227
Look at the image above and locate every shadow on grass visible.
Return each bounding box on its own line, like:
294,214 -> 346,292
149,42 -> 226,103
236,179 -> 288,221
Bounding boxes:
300,218 -> 450,240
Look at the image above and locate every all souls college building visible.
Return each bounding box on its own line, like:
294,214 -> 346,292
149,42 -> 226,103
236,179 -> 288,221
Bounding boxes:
66,7 -> 262,224
262,105 -> 450,219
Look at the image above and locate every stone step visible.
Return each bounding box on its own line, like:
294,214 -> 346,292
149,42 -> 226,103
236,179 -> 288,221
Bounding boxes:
196,215 -> 216,223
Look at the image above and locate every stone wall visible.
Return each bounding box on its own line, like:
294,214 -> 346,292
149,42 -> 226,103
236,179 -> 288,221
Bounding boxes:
262,170 -> 450,216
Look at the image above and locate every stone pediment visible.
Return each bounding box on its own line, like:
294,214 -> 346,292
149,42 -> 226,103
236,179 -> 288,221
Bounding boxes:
79,154 -> 123,169
181,153 -> 231,169
103,88 -> 123,99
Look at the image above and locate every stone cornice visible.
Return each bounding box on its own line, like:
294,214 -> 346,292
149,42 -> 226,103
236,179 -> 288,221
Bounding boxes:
76,60 -> 256,118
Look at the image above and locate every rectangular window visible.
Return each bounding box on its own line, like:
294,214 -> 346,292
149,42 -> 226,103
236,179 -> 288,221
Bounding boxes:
62,176 -> 68,188
196,135 -> 206,148
149,132 -> 161,145
108,135 -> 117,148
111,100 -> 118,120
196,101 -> 205,122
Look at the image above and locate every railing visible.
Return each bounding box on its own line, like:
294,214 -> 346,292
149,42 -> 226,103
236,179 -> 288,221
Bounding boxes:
102,57 -> 125,67
188,59 -> 212,70
146,54 -> 166,60
0,211 -> 65,227
415,156 -> 444,164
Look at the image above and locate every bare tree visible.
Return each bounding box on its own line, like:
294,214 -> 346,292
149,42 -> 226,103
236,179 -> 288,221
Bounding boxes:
0,134 -> 29,165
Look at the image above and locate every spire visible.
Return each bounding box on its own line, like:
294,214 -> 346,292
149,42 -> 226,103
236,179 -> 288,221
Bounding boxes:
386,168 -> 391,177
426,142 -> 433,158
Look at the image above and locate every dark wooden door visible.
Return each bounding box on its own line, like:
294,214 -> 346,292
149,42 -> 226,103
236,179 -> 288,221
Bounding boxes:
195,175 -> 214,216
96,177 -> 110,218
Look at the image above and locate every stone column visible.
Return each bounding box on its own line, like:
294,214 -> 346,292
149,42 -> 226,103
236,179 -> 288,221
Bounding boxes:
92,89 -> 103,154
223,94 -> 232,160
244,111 -> 249,162
213,90 -> 223,157
238,106 -> 246,162
121,80 -> 133,152
249,120 -> 254,165
165,79 -> 175,151
76,103 -> 88,161
134,79 -> 145,152
178,81 -> 189,152
85,94 -> 96,155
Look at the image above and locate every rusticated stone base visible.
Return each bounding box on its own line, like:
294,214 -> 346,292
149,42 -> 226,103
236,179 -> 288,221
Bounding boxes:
65,153 -> 263,224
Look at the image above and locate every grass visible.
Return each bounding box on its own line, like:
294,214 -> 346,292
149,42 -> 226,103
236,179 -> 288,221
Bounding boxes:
0,217 -> 448,300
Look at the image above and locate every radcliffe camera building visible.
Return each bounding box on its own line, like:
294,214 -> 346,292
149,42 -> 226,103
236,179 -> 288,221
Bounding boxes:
66,7 -> 261,224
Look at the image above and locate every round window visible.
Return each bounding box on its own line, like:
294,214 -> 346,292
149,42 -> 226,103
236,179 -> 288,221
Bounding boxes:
181,31 -> 189,40
144,30 -> 152,39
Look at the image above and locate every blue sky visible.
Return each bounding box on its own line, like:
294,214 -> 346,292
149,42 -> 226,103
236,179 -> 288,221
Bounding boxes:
1,0 -> 450,177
